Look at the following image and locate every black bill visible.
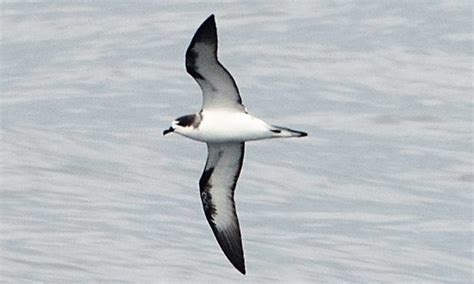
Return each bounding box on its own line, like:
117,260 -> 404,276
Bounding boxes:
163,127 -> 174,136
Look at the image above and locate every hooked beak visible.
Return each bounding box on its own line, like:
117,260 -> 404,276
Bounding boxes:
163,127 -> 174,136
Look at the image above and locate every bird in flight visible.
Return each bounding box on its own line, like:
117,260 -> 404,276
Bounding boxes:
163,14 -> 307,274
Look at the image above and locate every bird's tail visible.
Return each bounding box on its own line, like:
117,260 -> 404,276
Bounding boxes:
270,125 -> 308,138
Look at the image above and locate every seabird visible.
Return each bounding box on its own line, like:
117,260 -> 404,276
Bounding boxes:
163,14 -> 307,274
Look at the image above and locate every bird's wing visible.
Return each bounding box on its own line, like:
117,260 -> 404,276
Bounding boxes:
186,15 -> 245,112
199,142 -> 246,274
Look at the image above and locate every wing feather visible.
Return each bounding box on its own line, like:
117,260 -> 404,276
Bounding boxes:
199,142 -> 246,274
186,15 -> 245,112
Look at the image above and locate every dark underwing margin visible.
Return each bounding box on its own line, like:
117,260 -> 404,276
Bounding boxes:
199,143 -> 246,274
185,49 -> 204,80
185,14 -> 244,108
185,15 -> 217,82
199,167 -> 215,217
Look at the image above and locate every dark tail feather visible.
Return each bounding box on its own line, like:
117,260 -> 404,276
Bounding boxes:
270,126 -> 308,138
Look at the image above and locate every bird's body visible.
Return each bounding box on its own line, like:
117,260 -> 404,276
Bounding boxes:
164,14 -> 307,274
173,110 -> 304,143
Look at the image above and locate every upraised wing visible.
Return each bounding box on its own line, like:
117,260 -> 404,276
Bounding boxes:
185,15 -> 245,112
199,142 -> 246,274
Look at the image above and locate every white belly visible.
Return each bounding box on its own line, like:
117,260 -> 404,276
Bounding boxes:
182,111 -> 274,143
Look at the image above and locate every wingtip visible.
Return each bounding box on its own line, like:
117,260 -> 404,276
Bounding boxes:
189,14 -> 217,47
204,14 -> 216,25
227,249 -> 246,275
216,233 -> 246,275
230,255 -> 246,275
237,264 -> 246,275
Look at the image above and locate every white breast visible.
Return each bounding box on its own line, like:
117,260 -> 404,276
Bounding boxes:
187,111 -> 274,143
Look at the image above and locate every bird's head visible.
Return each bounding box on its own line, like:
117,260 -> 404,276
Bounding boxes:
163,114 -> 199,136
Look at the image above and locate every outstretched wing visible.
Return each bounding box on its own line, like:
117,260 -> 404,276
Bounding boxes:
199,142 -> 246,274
186,14 -> 245,112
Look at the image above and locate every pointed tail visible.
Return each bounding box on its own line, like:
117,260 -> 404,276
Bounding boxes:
270,125 -> 308,138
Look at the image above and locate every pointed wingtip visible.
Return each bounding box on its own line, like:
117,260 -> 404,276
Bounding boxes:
189,14 -> 217,47
236,264 -> 246,275
227,249 -> 245,274
214,229 -> 246,275
223,242 -> 246,275
227,252 -> 245,274
203,14 -> 216,26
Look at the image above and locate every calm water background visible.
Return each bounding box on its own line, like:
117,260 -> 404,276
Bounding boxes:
1,2 -> 472,283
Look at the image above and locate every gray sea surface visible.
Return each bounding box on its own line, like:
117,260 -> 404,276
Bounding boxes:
1,1 -> 472,283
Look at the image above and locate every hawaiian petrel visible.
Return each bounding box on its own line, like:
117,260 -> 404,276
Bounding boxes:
163,14 -> 307,274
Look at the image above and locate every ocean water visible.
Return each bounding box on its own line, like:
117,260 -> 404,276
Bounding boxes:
1,2 -> 472,283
